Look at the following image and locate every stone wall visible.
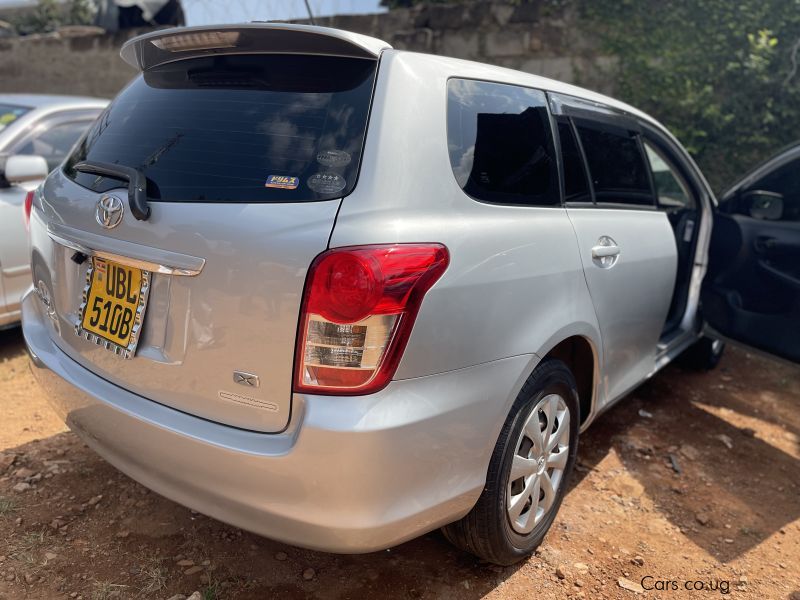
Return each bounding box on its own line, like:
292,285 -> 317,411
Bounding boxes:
0,2 -> 613,99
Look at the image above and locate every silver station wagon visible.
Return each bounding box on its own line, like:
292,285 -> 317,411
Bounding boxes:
22,24 -> 800,565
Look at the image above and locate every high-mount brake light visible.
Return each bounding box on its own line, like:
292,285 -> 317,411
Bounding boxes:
151,31 -> 240,52
294,244 -> 449,395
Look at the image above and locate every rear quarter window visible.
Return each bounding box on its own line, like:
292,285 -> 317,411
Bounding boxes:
64,54 -> 377,203
446,79 -> 559,207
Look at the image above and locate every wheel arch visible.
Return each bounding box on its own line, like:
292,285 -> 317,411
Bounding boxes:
536,329 -> 601,429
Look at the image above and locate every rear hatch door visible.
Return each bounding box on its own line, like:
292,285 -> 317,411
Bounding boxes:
36,27 -> 383,432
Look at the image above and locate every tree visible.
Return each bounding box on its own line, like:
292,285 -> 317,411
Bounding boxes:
13,0 -> 95,35
578,0 -> 800,191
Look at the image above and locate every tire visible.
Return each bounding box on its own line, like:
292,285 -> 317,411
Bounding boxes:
442,359 -> 580,565
678,336 -> 725,371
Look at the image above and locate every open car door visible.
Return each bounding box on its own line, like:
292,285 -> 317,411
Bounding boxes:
702,143 -> 800,363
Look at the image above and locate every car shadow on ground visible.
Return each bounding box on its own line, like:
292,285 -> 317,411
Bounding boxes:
568,349 -> 799,564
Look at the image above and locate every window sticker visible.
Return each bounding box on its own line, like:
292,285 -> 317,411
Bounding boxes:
307,172 -> 347,194
265,175 -> 299,190
0,109 -> 25,132
316,149 -> 351,168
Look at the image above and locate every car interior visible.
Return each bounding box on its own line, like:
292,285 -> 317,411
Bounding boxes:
703,151 -> 800,362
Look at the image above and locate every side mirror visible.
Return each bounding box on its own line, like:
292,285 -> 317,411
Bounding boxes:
4,154 -> 49,184
743,190 -> 784,221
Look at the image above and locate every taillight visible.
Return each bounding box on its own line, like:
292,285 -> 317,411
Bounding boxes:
23,190 -> 34,231
294,244 -> 449,395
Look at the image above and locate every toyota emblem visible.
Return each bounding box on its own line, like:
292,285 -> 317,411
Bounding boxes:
95,194 -> 124,229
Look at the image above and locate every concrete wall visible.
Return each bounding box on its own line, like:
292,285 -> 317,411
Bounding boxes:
0,2 -> 613,100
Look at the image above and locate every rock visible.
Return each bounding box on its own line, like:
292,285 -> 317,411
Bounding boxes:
201,560 -> 210,566
184,566 -> 203,576
116,530 -> 130,539
186,593 -> 202,600
87,495 -> 103,506
302,567 -> 316,581
575,579 -> 584,587
13,467 -> 35,479
667,454 -> 682,474
573,562 -> 589,571
618,577 -> 645,594
715,434 -> 733,449
44,552 -> 57,561
165,595 -> 187,600
24,573 -> 35,584
12,482 -> 31,493
176,559 -> 194,567
679,444 -> 700,460
631,556 -> 644,566
695,512 -> 710,526
275,551 -> 288,561
49,518 -> 66,530
0,453 -> 16,473
555,565 -> 567,579
638,409 -> 653,418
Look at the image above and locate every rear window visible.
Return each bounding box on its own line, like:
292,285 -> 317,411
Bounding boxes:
575,120 -> 654,207
0,103 -> 31,133
64,54 -> 377,203
446,79 -> 559,207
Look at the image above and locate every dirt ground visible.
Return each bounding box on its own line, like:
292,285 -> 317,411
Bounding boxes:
0,326 -> 798,600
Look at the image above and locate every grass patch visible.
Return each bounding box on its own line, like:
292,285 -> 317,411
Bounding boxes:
0,496 -> 16,517
91,581 -> 128,600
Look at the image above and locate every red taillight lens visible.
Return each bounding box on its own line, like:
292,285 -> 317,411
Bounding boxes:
23,190 -> 34,231
294,244 -> 449,395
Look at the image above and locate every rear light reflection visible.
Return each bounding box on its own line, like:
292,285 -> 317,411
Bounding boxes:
23,190 -> 34,231
294,244 -> 449,395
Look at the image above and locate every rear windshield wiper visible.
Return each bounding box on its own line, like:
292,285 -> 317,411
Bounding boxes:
73,160 -> 151,221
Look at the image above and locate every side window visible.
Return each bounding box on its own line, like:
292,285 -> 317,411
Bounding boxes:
739,157 -> 800,221
556,119 -> 591,203
13,120 -> 92,171
575,120 -> 654,207
447,79 -> 559,206
643,141 -> 695,212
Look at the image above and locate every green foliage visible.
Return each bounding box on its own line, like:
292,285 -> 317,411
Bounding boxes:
578,0 -> 800,192
12,0 -> 94,35
68,0 -> 95,27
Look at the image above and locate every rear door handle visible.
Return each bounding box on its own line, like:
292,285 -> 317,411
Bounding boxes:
592,245 -> 620,258
591,236 -> 620,269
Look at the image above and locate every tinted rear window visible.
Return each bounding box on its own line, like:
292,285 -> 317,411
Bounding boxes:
447,79 -> 558,206
64,54 -> 377,203
575,121 -> 654,206
557,119 -> 591,203
0,103 -> 31,133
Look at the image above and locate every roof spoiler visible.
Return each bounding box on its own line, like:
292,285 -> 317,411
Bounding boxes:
120,23 -> 392,71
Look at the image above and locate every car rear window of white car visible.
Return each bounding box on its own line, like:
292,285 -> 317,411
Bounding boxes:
0,103 -> 31,133
447,79 -> 559,207
63,54 -> 377,203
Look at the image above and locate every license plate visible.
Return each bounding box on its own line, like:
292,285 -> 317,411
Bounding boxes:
78,257 -> 150,358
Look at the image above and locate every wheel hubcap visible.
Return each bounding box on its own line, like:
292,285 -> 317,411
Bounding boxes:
506,393 -> 570,534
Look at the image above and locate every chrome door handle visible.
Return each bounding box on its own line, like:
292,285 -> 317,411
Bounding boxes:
591,236 -> 620,268
591,245 -> 620,258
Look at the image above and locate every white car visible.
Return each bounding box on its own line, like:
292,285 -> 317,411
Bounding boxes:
0,94 -> 107,329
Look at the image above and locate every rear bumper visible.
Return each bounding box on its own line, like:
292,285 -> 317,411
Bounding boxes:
22,289 -> 536,553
